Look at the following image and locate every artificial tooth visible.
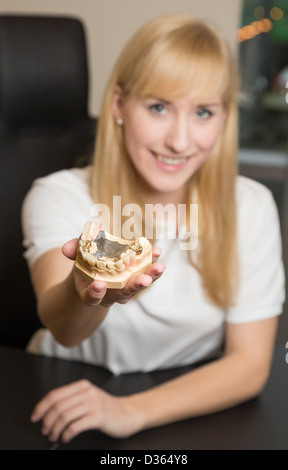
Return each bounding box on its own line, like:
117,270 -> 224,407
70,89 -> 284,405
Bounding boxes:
106,261 -> 115,271
81,240 -> 92,253
130,241 -> 143,255
115,259 -> 123,270
96,260 -> 106,270
87,255 -> 96,267
122,249 -> 136,267
129,251 -> 136,264
123,254 -> 130,268
139,237 -> 149,248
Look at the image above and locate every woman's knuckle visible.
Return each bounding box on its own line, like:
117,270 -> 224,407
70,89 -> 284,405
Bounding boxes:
53,401 -> 64,416
78,378 -> 91,389
46,389 -> 58,404
58,412 -> 69,426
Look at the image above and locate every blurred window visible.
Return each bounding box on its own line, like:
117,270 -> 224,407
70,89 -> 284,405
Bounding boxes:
238,0 -> 288,151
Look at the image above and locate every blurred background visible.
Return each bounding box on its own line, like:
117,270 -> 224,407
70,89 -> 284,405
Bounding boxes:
239,0 -> 288,151
0,0 -> 242,116
0,0 -> 287,345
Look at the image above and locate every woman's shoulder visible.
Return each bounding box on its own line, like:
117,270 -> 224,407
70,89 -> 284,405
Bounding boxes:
236,175 -> 273,202
22,165 -> 93,224
235,175 -> 280,234
22,166 -> 94,267
23,165 -> 92,207
236,175 -> 277,215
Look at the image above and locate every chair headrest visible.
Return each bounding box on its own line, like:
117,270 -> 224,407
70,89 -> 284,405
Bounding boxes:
0,15 -> 89,130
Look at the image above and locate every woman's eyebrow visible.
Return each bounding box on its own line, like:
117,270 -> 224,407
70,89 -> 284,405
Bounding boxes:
196,102 -> 222,108
145,96 -> 171,104
145,97 -> 223,108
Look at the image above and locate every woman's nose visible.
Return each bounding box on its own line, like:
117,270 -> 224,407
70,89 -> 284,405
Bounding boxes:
166,116 -> 191,154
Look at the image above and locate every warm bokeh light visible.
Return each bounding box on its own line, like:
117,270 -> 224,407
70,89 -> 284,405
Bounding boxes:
237,18 -> 273,42
257,18 -> 273,32
254,6 -> 265,19
270,6 -> 284,21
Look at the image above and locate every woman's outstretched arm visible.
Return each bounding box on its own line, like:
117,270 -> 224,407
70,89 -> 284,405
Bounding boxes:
31,239 -> 165,346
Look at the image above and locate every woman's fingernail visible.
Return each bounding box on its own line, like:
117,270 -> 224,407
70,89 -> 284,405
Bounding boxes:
155,266 -> 165,276
138,279 -> 151,288
93,285 -> 104,293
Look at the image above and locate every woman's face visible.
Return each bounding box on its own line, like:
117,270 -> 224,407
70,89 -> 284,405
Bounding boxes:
113,88 -> 227,202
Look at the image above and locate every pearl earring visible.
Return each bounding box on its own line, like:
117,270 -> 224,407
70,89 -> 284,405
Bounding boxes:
117,118 -> 123,126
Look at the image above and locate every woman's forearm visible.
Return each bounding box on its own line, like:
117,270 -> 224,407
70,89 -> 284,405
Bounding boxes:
125,352 -> 270,433
37,271 -> 109,347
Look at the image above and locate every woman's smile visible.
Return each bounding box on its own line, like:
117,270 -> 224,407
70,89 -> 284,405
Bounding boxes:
151,150 -> 193,172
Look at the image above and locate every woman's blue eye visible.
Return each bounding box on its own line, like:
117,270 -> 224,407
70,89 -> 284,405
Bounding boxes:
150,103 -> 167,115
196,108 -> 212,119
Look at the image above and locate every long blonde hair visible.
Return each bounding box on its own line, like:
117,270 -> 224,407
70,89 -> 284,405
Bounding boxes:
91,14 -> 239,309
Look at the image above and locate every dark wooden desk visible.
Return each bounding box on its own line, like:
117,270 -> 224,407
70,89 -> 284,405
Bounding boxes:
0,346 -> 287,450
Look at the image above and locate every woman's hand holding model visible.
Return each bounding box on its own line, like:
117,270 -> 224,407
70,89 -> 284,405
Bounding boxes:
64,238 -> 165,309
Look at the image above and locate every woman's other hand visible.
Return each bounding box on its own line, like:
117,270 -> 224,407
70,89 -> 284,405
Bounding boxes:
31,380 -> 141,443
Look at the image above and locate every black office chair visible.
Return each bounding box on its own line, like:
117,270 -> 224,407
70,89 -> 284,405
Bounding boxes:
0,15 -> 97,348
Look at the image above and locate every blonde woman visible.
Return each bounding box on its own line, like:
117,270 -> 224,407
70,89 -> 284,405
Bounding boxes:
23,14 -> 285,443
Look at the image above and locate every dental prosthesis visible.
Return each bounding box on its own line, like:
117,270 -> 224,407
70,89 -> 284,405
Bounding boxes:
74,221 -> 153,288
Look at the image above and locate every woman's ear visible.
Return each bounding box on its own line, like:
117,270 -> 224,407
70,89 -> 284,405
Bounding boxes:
112,85 -> 124,121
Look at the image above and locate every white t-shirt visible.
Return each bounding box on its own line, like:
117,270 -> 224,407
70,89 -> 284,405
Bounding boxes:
22,166 -> 285,375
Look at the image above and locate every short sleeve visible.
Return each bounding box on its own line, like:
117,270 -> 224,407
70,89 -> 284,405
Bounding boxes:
226,178 -> 286,324
21,167 -> 93,269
